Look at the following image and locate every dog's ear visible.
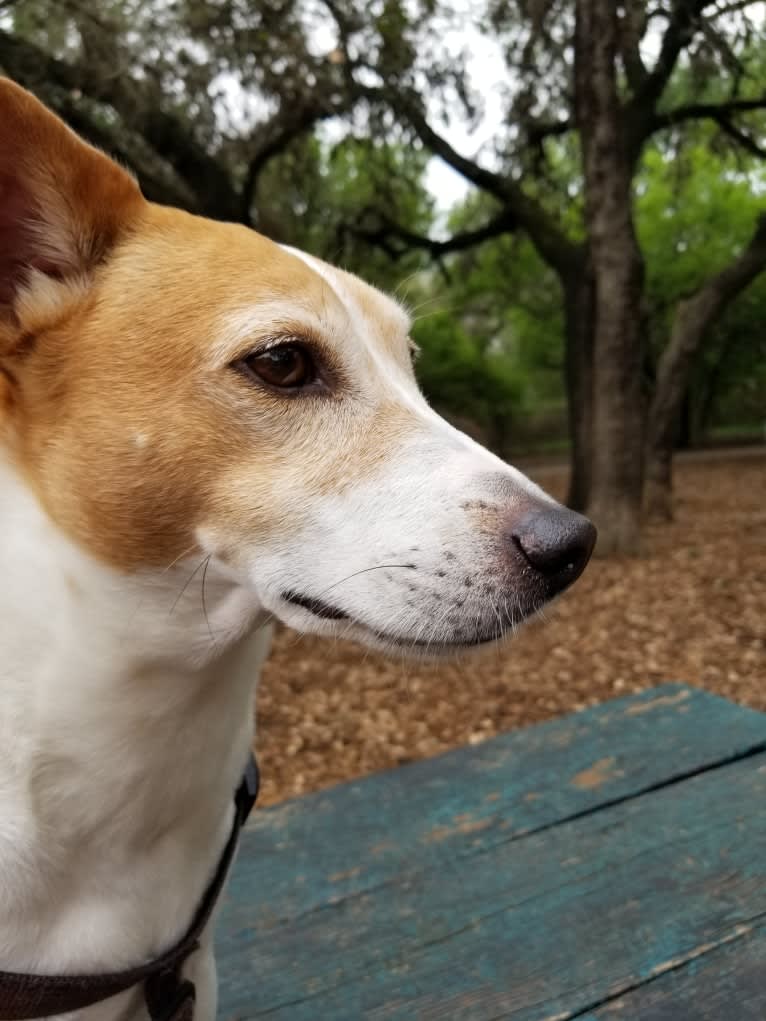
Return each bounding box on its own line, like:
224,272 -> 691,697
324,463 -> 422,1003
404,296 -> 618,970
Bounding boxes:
0,78 -> 144,314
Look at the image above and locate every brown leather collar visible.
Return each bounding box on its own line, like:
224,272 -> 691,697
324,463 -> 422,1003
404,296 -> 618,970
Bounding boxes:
0,756 -> 259,1021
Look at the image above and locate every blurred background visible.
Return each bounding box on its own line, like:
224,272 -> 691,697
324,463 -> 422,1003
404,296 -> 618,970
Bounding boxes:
3,0 -> 764,802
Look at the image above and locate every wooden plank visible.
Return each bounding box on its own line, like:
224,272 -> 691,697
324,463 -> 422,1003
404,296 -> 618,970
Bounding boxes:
582,923 -> 766,1020
218,749 -> 766,1019
225,685 -> 766,924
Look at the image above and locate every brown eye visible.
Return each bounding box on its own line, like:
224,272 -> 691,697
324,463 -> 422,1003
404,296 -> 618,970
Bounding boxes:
242,344 -> 316,389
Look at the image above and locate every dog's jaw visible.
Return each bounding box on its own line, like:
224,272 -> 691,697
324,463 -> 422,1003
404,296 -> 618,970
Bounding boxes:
0,457 -> 269,1008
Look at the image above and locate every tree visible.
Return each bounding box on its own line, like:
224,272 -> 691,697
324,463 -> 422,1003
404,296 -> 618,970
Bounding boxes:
0,0 -> 355,226
634,134 -> 766,514
255,134 -> 435,289
411,134 -> 766,460
3,0 -> 766,551
645,213 -> 766,517
331,0 -> 766,551
573,0 -> 647,552
405,200 -> 566,453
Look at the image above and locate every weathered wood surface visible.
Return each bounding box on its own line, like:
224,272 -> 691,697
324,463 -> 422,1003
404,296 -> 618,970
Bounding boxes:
217,684 -> 766,1019
584,924 -> 766,1020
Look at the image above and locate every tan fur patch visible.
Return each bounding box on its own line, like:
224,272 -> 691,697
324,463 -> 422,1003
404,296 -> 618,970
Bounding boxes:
0,82 -> 421,572
3,210 -> 419,570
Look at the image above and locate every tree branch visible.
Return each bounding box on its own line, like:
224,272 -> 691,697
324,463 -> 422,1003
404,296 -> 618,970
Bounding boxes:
618,1 -> 650,91
652,94 -> 766,129
526,117 -> 572,143
648,211 -> 766,458
714,117 -> 766,158
350,208 -> 519,260
624,0 -> 755,162
358,85 -> 582,277
650,95 -> 766,157
0,29 -> 242,219
635,0 -> 711,111
707,1 -> 759,22
324,0 -> 581,276
0,29 -> 347,226
50,94 -> 201,211
700,210 -> 766,296
239,100 -> 344,225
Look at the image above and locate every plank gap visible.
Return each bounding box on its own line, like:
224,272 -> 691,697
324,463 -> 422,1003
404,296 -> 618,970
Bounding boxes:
261,737 -> 766,933
495,737 -> 766,851
230,739 -> 766,943
541,916 -> 766,1021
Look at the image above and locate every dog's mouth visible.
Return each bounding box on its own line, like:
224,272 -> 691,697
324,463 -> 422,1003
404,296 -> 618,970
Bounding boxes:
281,589 -> 535,650
282,590 -> 350,621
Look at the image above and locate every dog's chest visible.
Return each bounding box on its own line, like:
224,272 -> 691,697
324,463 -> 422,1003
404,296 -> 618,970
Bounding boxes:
0,466 -> 271,989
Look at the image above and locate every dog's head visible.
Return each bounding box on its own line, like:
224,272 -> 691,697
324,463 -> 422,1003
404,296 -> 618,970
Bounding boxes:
0,79 -> 595,655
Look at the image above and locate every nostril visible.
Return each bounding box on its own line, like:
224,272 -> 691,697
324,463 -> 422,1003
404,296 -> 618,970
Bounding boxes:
512,506 -> 597,592
512,533 -> 577,576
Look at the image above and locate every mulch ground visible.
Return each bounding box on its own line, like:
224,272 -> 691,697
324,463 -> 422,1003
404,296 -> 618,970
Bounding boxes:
255,450 -> 766,806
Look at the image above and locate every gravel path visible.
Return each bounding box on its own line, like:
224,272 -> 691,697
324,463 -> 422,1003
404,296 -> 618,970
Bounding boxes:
255,451 -> 766,805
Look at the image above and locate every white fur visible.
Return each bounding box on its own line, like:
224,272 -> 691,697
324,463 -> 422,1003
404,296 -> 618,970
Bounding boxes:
0,457 -> 270,1019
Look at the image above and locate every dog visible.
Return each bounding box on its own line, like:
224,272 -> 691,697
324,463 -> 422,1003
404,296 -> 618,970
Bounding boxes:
0,79 -> 595,1020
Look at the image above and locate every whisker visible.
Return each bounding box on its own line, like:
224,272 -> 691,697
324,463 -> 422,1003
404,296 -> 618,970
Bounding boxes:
127,543 -> 201,631
313,563 -> 420,603
161,544 -> 200,577
393,268 -> 424,301
168,556 -> 208,616
410,308 -> 451,326
406,293 -> 446,317
200,554 -> 216,647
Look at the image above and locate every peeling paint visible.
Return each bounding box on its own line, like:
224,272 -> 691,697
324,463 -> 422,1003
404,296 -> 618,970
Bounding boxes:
572,756 -> 619,789
625,689 -> 691,715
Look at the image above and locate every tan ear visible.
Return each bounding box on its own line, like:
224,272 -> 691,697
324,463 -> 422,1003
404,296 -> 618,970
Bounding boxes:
0,78 -> 144,311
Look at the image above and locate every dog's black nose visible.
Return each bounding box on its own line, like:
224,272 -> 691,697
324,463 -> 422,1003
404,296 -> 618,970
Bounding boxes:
512,505 -> 597,594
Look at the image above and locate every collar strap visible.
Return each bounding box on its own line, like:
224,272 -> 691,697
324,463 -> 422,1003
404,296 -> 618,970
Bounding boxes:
0,755 -> 259,1021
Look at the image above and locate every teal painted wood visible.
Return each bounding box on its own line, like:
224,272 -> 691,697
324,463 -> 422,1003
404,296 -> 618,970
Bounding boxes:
225,685 -> 766,923
219,752 -> 766,1019
216,685 -> 766,1019
580,923 -> 766,1020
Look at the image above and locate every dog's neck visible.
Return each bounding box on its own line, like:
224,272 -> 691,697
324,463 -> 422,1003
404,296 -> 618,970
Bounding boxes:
0,456 -> 269,975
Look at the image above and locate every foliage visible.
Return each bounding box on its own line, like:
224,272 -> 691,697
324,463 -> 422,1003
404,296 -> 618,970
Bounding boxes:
637,135 -> 766,435
256,135 -> 434,289
1,0 -> 357,219
637,139 -> 766,316
2,0 -> 766,458
411,309 -> 522,451
410,128 -> 766,446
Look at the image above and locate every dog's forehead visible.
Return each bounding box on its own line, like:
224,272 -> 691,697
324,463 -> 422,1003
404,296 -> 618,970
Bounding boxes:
113,214 -> 412,368
280,245 -> 412,356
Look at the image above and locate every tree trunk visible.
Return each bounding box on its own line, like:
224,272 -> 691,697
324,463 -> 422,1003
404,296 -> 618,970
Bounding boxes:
563,268 -> 596,511
696,330 -> 739,438
678,389 -> 693,450
575,0 -> 647,555
644,443 -> 674,521
645,213 -> 766,519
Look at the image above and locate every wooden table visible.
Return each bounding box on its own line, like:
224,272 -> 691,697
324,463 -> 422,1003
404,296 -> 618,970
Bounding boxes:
217,684 -> 766,1019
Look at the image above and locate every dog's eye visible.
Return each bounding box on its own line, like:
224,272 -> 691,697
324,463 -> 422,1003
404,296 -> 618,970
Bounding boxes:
242,344 -> 316,389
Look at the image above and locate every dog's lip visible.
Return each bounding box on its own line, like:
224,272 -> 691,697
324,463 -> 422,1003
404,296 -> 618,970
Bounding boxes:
281,590 -> 350,621
280,589 -> 535,649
